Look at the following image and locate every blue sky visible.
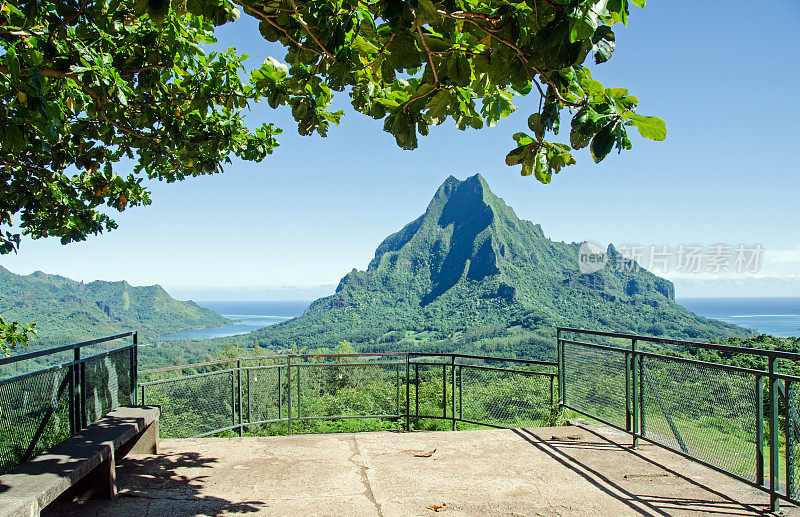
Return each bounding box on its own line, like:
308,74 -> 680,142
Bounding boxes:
2,0 -> 800,300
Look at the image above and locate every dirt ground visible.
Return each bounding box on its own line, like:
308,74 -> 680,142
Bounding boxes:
45,423 -> 798,516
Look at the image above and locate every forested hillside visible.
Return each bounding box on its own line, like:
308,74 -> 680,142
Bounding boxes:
0,266 -> 228,347
228,174 -> 749,361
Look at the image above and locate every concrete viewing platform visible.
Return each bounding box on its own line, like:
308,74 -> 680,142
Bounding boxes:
45,423 -> 798,516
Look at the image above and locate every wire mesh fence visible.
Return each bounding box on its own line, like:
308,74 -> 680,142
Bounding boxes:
245,365 -> 283,426
0,365 -> 71,474
788,381 -> 800,501
562,341 -> 628,430
639,353 -> 759,481
409,360 -> 450,431
0,333 -> 137,475
458,365 -> 554,428
142,369 -> 236,438
84,347 -> 134,425
558,327 -> 800,510
143,353 -> 558,438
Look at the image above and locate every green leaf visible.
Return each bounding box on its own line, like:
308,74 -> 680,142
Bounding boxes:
416,0 -> 439,25
5,47 -> 20,81
541,101 -> 560,135
505,145 -> 527,166
570,129 -> 592,150
528,113 -> 544,141
115,87 -> 128,106
424,89 -> 452,125
534,148 -> 550,183
630,0 -> 645,7
591,25 -> 615,64
590,121 -> 616,163
625,113 -> 666,140
446,55 -> 471,86
387,111 -> 418,149
569,1 -> 608,43
258,21 -> 280,42
512,132 -> 534,146
147,0 -> 170,24
389,31 -> 422,70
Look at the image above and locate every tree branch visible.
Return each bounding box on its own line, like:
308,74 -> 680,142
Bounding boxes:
238,2 -> 325,57
416,27 -> 439,86
287,0 -> 337,61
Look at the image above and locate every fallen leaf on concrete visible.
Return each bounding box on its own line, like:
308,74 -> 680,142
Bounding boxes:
426,503 -> 446,512
413,449 -> 436,457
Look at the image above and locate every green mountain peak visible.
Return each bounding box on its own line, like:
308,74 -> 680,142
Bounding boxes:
250,175 -> 750,357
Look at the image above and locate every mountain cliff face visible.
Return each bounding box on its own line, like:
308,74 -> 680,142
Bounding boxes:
0,267 -> 229,345
249,174 -> 749,358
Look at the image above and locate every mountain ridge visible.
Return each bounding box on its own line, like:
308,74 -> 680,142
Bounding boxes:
0,265 -> 229,346
242,174 -> 749,358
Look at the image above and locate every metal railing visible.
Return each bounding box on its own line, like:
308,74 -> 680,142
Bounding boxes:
138,352 -> 558,439
6,327 -> 800,512
557,327 -> 800,512
0,332 -> 138,475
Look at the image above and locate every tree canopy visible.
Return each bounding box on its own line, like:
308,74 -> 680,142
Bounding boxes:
0,0 -> 665,350
243,0 -> 665,181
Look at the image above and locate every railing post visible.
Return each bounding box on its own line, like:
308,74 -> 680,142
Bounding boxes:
68,362 -> 76,435
297,361 -> 301,421
278,365 -> 282,421
625,350 -> 632,434
73,346 -> 81,431
237,359 -> 243,437
769,356 -> 780,512
557,329 -> 564,407
247,368 -> 252,424
396,363 -> 400,418
287,356 -> 292,435
757,375 -> 765,487
231,370 -> 236,432
458,366 -> 463,422
405,354 -> 410,431
140,384 -> 145,406
79,360 -> 86,429
451,355 -> 456,431
442,364 -> 447,419
131,332 -> 138,405
787,379 -> 795,500
631,339 -> 639,448
415,363 -> 419,420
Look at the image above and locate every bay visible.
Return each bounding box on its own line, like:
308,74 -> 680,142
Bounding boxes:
158,300 -> 312,340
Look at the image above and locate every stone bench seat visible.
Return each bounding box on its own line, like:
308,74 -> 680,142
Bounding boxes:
0,405 -> 160,517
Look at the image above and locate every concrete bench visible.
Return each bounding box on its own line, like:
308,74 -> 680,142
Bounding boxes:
0,405 -> 160,517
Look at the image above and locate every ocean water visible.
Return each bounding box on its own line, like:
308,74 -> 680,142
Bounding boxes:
159,298 -> 800,341
159,300 -> 312,340
679,297 -> 800,338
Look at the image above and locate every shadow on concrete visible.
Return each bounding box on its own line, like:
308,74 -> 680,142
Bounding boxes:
577,426 -> 783,515
42,450 -> 264,516
512,427 -> 775,516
